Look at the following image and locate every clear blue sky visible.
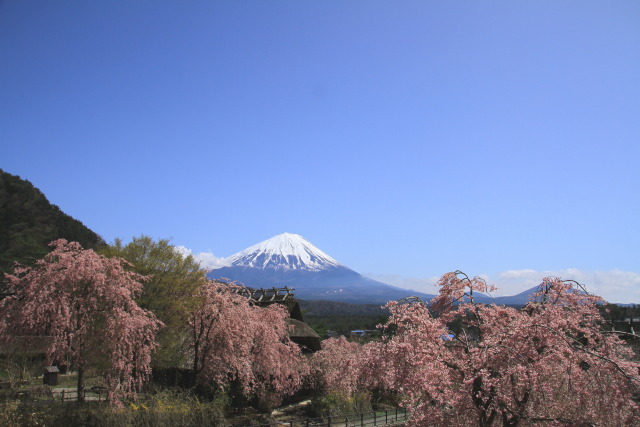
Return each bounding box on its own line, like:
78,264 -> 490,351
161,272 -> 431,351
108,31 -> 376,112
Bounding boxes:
2,1 -> 639,302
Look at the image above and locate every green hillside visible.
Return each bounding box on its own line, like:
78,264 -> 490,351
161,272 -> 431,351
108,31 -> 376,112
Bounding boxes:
0,169 -> 105,275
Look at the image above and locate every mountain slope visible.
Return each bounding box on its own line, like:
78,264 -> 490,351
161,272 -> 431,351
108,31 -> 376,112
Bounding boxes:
208,233 -> 436,304
0,169 -> 105,274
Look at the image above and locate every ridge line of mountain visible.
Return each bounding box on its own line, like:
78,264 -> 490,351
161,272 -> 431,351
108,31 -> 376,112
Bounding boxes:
207,233 -> 557,305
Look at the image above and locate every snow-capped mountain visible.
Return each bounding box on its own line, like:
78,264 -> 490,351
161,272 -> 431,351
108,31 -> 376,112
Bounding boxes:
208,233 -> 436,304
207,233 -> 561,306
226,233 -> 341,271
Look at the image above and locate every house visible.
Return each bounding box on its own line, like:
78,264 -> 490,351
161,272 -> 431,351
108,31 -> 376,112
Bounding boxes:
0,336 -> 52,359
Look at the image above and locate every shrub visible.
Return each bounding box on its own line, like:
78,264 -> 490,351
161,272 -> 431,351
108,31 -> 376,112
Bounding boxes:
307,390 -> 372,418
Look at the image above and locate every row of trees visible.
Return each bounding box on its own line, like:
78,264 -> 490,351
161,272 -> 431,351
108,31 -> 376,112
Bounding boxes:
1,238 -> 638,424
0,238 -> 305,406
311,272 -> 640,425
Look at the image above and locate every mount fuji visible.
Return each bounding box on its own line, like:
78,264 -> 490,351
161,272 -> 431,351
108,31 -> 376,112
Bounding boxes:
207,233 -> 436,304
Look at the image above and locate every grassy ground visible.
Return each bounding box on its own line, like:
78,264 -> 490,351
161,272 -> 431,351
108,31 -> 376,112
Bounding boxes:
0,388 -> 228,426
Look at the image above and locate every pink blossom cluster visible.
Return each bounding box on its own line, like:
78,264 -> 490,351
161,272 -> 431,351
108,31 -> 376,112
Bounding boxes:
313,271 -> 640,426
0,240 -> 162,404
191,280 -> 305,405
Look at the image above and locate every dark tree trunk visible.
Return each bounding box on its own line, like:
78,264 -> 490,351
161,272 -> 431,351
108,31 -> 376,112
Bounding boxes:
77,365 -> 85,402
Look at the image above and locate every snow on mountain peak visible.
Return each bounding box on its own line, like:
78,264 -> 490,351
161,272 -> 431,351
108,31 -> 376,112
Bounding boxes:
226,233 -> 342,271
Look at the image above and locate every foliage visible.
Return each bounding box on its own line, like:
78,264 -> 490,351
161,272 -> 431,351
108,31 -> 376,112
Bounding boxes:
309,336 -> 402,418
305,314 -> 388,336
358,272 -> 640,426
307,390 -> 372,418
0,240 -> 162,404
101,236 -> 207,368
0,400 -> 45,427
299,300 -> 389,316
0,169 -> 104,277
310,337 -> 364,395
191,280 -> 305,408
0,391 -> 227,427
116,388 -> 228,427
0,356 -> 40,389
301,300 -> 389,337
599,302 -> 640,322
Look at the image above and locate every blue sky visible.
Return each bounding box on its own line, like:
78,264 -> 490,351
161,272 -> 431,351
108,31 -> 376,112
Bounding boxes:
2,1 -> 639,302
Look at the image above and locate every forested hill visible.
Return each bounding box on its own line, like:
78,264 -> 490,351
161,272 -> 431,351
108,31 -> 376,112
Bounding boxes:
0,169 -> 105,275
299,299 -> 389,316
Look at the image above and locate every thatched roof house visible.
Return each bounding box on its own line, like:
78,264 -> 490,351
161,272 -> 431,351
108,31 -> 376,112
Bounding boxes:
286,318 -> 321,353
0,336 -> 52,358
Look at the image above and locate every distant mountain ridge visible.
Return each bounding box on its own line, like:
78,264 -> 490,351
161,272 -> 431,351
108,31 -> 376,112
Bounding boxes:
208,233 -> 559,306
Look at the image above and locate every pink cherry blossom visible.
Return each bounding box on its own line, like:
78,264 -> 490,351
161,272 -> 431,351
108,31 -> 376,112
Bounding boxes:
0,240 -> 162,404
354,272 -> 640,425
190,280 -> 305,406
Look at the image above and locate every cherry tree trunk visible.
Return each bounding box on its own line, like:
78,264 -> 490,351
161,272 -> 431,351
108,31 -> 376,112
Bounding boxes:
77,365 -> 85,402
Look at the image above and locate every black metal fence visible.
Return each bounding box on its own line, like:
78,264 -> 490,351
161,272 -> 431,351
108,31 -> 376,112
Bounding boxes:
249,408 -> 409,426
12,386 -> 108,402
50,387 -> 107,402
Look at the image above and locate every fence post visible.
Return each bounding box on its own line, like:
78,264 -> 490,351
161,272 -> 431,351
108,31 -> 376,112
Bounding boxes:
61,389 -> 65,402
328,415 -> 331,427
385,410 -> 388,424
361,413 -> 364,426
373,411 -> 376,425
